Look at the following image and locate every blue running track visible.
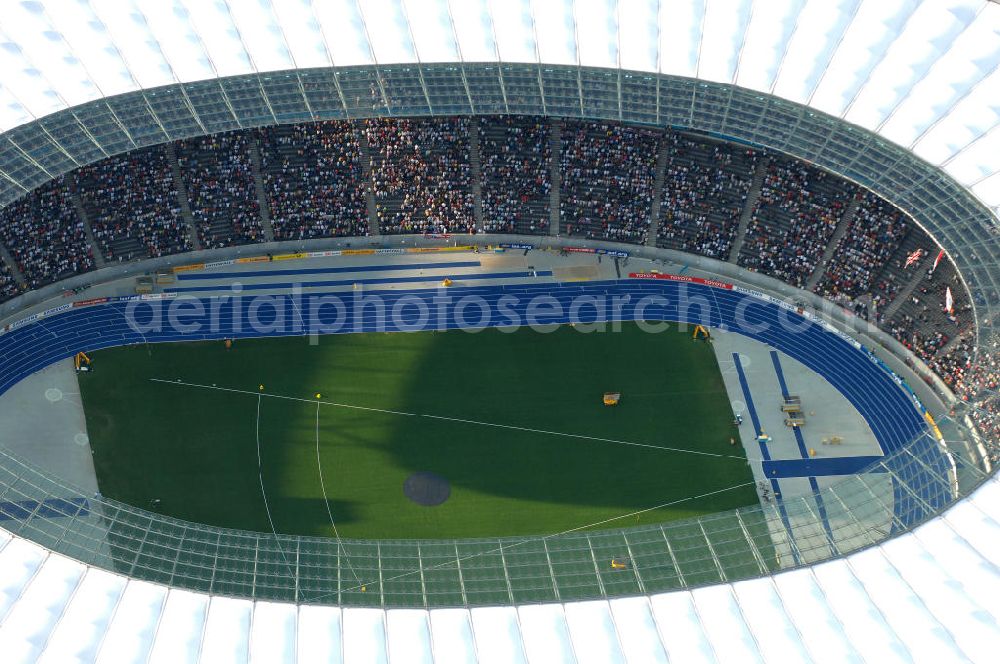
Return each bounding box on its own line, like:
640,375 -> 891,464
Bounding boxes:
770,350 -> 836,551
0,279 -> 950,528
732,352 -> 802,563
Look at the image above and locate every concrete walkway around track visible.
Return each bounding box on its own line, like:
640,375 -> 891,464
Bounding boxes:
0,358 -> 117,568
118,250 -> 618,299
710,328 -> 893,564
0,358 -> 99,493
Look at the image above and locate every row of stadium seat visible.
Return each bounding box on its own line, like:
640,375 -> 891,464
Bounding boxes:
0,116 -> 974,404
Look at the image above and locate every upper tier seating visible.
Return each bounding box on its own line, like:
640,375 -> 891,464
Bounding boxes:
814,193 -> 909,300
656,133 -> 758,259
559,120 -> 659,244
176,132 -> 264,248
738,157 -> 856,288
73,145 -> 189,262
367,117 -> 475,235
0,260 -> 20,301
0,177 -> 94,289
884,256 -> 972,363
479,116 -> 551,235
259,122 -> 369,240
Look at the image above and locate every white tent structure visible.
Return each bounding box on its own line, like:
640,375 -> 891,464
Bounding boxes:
2,1 -> 1000,661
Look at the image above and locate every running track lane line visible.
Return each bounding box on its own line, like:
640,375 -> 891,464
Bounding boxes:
770,350 -> 837,554
732,352 -> 802,565
149,378 -> 747,460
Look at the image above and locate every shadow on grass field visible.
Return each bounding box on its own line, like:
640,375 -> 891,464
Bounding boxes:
81,323 -> 759,539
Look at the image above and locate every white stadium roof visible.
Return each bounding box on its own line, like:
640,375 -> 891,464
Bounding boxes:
3,0 -> 1000,661
0,0 -> 999,215
2,471 -> 1000,663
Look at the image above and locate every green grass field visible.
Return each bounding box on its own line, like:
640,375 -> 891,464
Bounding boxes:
80,323 -> 758,540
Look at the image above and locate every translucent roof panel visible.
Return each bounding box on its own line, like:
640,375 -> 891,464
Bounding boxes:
972,172 -> 1000,208
734,0 -> 805,93
1,2 -> 99,109
0,22 -> 70,121
844,0 -> 981,131
698,0 -> 753,84
0,467 -> 995,663
227,0 -> 295,72
148,589 -> 208,664
879,6 -> 1000,147
312,0 -> 374,67
771,0 -> 861,104
574,0 -> 618,69
657,0 -> 703,77
89,0 -> 175,89
911,64 -> 1000,165
297,606 -> 343,664
36,568 -> 126,664
942,123 -> 1000,185
360,0 -> 417,64
448,0 -> 497,62
136,0 -> 216,84
404,0 -> 461,63
809,0 -> 922,117
271,0 -> 334,69
618,0 -> 658,72
489,0 -> 537,64
89,579 -> 165,664
0,0 -> 995,217
531,0 -> 577,67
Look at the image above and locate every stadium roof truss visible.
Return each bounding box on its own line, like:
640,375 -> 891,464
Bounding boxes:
0,0 -> 999,333
2,0 -> 1000,660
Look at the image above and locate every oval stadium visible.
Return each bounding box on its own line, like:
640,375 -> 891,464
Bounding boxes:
0,1 -> 999,662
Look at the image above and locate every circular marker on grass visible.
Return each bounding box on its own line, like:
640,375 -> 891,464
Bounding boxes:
403,471 -> 451,506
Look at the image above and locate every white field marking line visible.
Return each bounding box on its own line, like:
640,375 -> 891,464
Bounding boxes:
315,399 -> 362,585
32,315 -> 75,358
151,378 -> 746,460
287,286 -> 308,333
107,301 -> 153,356
420,414 -> 744,459
255,392 -> 295,575
149,378 -> 416,417
311,479 -> 757,601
